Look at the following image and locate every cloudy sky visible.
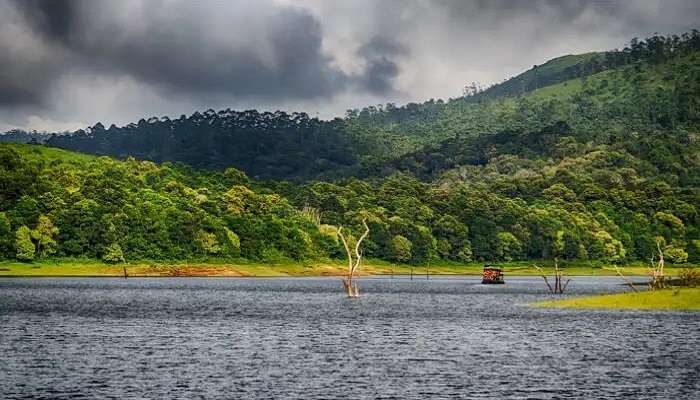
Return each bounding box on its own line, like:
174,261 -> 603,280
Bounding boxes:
1,0 -> 698,132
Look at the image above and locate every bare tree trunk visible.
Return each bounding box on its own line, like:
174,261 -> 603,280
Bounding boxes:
614,265 -> 638,292
534,259 -> 570,294
648,242 -> 667,290
337,219 -> 370,298
534,264 -> 554,293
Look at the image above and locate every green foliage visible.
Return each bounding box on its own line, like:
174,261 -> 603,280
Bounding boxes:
495,232 -> 522,261
690,240 -> 700,263
678,267 -> 699,287
663,245 -> 688,264
102,243 -> 125,264
196,230 -> 221,256
0,31 -> 698,267
223,228 -> 241,257
32,215 -> 59,257
15,226 -> 34,261
591,230 -> 626,263
46,110 -> 357,180
390,235 -> 412,263
0,213 -> 13,258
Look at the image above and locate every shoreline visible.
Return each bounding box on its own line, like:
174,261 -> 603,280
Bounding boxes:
0,273 -> 651,278
1,258 -> 695,278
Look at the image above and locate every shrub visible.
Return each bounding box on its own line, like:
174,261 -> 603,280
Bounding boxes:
678,267 -> 699,287
102,243 -> 125,264
15,226 -> 35,261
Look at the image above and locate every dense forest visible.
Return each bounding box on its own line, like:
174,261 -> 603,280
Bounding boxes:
1,32 -> 698,265
46,111 -> 357,180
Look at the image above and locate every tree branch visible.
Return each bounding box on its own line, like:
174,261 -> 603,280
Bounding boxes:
350,219 -> 370,277
337,227 -> 353,274
614,265 -> 638,292
533,264 -> 554,294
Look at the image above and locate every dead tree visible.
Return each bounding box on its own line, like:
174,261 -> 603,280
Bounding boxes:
648,241 -> 667,290
614,265 -> 638,292
534,258 -> 570,294
336,219 -> 370,298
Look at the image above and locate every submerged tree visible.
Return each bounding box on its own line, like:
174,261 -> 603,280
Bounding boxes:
648,240 -> 668,290
534,258 -> 570,294
336,219 -> 370,298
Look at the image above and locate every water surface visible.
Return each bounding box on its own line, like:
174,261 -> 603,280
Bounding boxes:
1,276 -> 698,399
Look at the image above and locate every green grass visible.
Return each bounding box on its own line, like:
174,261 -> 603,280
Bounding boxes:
3,142 -> 95,164
478,52 -> 602,99
0,258 -> 691,277
533,288 -> 700,311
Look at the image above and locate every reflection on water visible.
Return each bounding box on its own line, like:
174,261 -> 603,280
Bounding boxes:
0,276 -> 698,399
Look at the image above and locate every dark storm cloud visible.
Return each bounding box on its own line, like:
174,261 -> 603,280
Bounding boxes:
0,1 -> 70,107
11,0 -> 82,41
357,37 -> 409,94
70,4 -> 347,98
0,0 -> 402,111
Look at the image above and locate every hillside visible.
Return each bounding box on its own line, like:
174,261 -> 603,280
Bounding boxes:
0,143 -> 338,262
46,111 -> 359,180
361,47 -> 700,185
0,31 -> 698,266
346,31 -> 700,154
473,52 -> 605,99
2,32 -> 697,181
2,135 -> 697,265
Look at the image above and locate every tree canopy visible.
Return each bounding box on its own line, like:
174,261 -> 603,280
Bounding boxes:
0,31 -> 698,266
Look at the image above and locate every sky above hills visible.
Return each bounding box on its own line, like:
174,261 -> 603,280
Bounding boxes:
1,0 -> 698,132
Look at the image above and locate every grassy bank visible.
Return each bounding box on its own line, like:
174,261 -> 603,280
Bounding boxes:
533,288 -> 700,311
0,258 -> 693,277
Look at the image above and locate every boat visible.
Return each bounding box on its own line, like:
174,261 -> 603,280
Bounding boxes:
481,265 -> 504,284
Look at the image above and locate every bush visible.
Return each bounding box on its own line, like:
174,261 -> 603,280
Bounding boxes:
678,267 -> 699,287
664,245 -> 689,264
390,235 -> 412,263
15,226 -> 35,261
102,243 -> 125,264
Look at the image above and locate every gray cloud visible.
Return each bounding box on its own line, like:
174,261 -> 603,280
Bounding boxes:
0,0 -> 698,131
12,0 -> 81,41
0,1 -> 69,107
2,0 -> 364,103
357,36 -> 409,94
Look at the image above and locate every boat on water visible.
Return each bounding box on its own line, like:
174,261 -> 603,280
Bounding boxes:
481,265 -> 504,284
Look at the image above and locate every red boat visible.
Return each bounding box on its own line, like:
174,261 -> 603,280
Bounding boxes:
481,265 -> 504,284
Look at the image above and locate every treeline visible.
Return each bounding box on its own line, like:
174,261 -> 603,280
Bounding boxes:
0,31 -> 698,266
0,130 -> 52,144
472,30 -> 700,100
282,133 -> 698,265
47,110 -> 357,180
4,32 -> 698,182
0,145 -> 335,262
2,135 -> 696,265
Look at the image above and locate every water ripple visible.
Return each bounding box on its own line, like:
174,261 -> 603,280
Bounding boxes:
0,276 -> 698,399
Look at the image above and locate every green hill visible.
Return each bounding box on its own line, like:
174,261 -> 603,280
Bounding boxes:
2,139 -> 697,265
347,31 -> 700,161
4,32 -> 699,180
348,47 -> 700,165
0,31 -> 699,267
474,52 -> 605,99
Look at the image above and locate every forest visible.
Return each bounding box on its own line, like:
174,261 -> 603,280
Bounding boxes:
1,31 -> 698,266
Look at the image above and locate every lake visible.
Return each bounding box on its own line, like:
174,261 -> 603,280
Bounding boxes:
0,276 -> 698,399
